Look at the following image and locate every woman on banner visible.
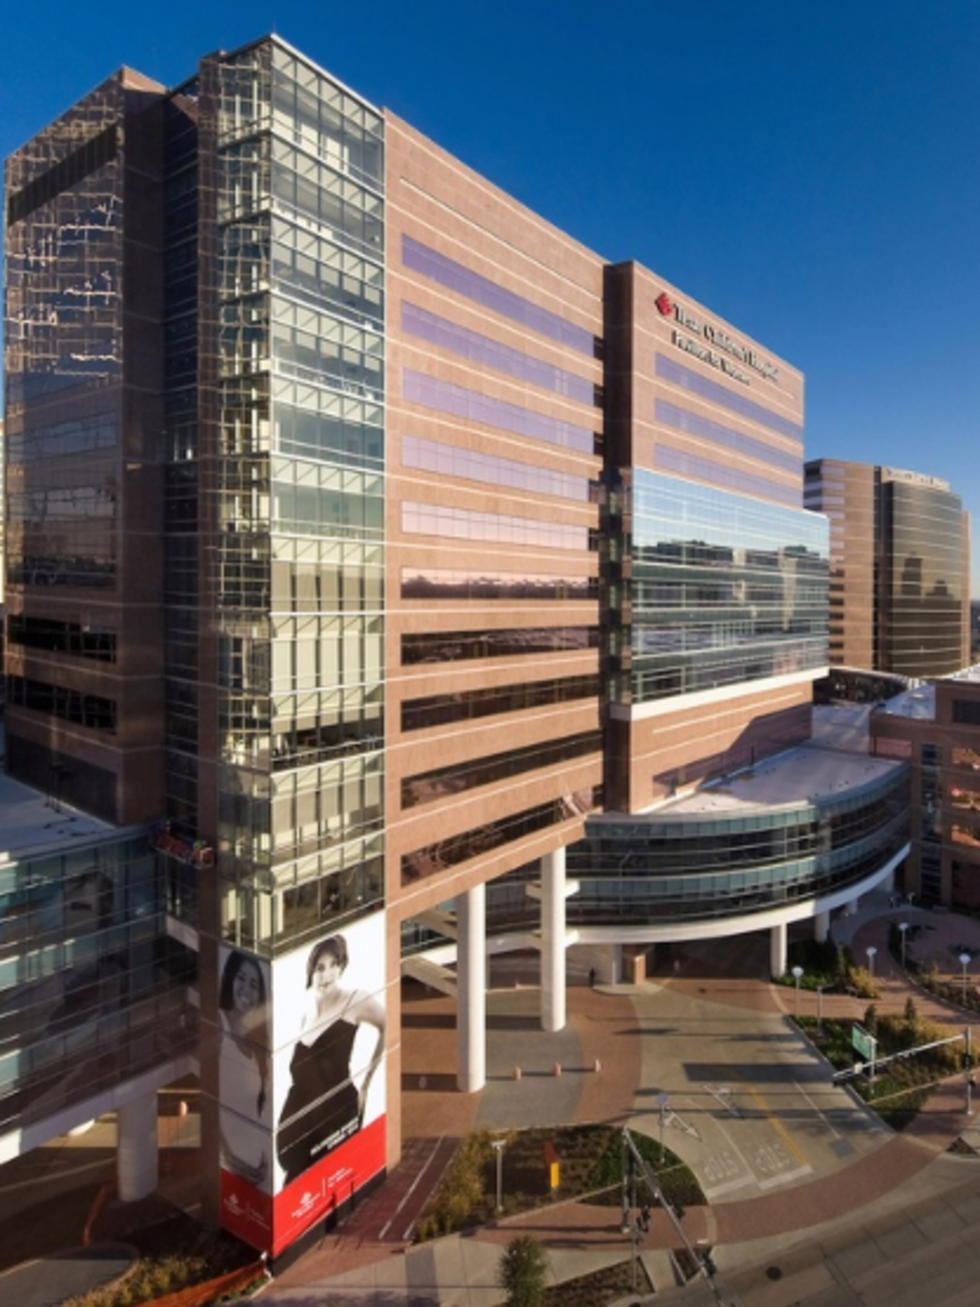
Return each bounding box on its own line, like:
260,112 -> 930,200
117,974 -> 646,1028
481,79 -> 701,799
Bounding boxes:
218,950 -> 271,1186
277,933 -> 385,1185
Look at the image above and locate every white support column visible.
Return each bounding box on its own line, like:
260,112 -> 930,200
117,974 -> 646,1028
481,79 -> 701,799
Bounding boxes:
457,883 -> 486,1093
257,890 -> 282,943
540,848 -> 567,1033
769,922 -> 787,979
117,1092 -> 158,1202
814,911 -> 830,944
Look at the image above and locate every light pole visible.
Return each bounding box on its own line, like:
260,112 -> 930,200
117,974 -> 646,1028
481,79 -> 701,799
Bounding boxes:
866,946 -> 877,981
817,984 -> 825,1038
960,952 -> 972,1005
898,921 -> 910,969
791,965 -> 804,1018
967,1026 -> 974,1117
491,1137 -> 506,1214
656,1091 -> 670,1166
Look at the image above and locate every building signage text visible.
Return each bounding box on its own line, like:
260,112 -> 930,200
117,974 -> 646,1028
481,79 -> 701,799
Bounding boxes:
672,330 -> 752,385
657,291 -> 780,384
881,466 -> 950,492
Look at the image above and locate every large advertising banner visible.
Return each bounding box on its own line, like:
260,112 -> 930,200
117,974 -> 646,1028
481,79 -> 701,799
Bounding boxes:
217,947 -> 274,1250
219,911 -> 388,1255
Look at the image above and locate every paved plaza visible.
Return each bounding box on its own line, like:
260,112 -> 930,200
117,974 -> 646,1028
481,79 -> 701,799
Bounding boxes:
8,890 -> 980,1304
265,892 -> 980,1304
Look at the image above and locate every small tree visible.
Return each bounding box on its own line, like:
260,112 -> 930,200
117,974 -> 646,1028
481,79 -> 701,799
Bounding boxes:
497,1235 -> 549,1307
903,995 -> 921,1048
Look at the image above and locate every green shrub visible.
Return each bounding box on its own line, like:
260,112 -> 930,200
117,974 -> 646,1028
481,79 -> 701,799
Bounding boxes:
416,1128 -> 500,1237
63,1252 -> 215,1307
847,965 -> 878,999
497,1235 -> 548,1307
414,1125 -> 707,1239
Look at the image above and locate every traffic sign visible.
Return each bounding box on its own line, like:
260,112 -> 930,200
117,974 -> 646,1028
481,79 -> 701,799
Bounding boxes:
852,1025 -> 877,1060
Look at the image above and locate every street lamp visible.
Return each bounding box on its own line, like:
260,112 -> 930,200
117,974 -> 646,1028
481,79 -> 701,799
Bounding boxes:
491,1137 -> 506,1214
898,921 -> 910,969
791,965 -> 804,1018
960,953 -> 972,1005
655,1091 -> 670,1166
866,946 -> 877,980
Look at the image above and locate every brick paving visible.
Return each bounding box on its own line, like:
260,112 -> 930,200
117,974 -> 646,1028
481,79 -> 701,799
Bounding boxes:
281,894 -> 980,1294
9,891 -> 980,1303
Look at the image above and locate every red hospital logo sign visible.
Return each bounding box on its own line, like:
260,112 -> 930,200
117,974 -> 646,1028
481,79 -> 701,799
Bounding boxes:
655,292 -> 674,317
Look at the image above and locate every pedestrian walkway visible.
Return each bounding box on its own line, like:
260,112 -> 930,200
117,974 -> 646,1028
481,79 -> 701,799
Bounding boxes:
781,887 -> 980,1035
7,894 -> 980,1306
0,1244 -> 136,1307
263,899 -> 980,1304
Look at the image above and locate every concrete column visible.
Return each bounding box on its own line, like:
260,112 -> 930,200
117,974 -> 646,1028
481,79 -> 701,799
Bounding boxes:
540,849 -> 567,1033
813,911 -> 830,944
457,883 -> 486,1093
117,1092 -> 158,1202
769,922 -> 787,979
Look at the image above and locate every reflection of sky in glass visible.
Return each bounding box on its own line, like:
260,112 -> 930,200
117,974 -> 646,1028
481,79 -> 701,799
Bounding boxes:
7,89 -> 125,405
403,235 -> 594,356
403,303 -> 594,403
403,435 -> 590,502
634,471 -> 829,559
655,353 -> 803,441
402,501 -> 589,551
403,370 -> 593,454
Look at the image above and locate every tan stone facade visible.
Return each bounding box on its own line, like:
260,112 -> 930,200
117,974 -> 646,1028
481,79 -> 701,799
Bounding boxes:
871,675 -> 980,908
383,114 -> 605,929
805,458 -> 970,679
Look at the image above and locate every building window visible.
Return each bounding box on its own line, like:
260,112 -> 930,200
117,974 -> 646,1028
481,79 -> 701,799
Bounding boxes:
953,700 -> 980,727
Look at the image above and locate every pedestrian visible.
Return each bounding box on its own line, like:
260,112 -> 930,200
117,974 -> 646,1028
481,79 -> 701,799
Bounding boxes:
589,967 -> 596,988
641,1203 -> 650,1231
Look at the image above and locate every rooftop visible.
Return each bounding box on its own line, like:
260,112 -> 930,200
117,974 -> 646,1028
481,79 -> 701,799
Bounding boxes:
608,702 -> 904,821
873,665 -> 980,726
874,683 -> 937,721
0,732 -> 114,863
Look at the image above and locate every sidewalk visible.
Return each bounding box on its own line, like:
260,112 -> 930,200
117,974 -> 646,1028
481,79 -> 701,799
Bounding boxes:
264,897 -> 980,1304
7,894 -> 980,1305
784,887 -> 980,1035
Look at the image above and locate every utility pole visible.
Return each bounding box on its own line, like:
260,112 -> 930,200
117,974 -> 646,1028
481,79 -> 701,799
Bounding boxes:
620,1131 -> 631,1235
967,1026 -> 973,1117
622,1127 -> 725,1306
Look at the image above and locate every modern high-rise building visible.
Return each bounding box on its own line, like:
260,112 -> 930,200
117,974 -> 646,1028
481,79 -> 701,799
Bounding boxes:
0,417 -> 6,596
3,35 -> 910,1263
871,671 -> 980,909
804,458 -> 970,678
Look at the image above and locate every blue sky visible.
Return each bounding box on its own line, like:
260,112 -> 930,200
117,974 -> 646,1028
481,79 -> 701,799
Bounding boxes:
4,0 -> 979,588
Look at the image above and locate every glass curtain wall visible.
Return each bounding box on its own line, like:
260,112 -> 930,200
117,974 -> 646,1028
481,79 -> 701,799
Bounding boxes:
879,479 -> 965,679
207,41 -> 385,957
162,84 -> 203,862
627,471 -> 829,704
0,832 -> 196,1135
3,78 -> 128,817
